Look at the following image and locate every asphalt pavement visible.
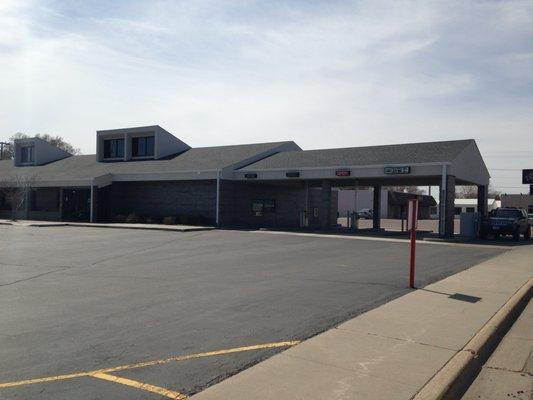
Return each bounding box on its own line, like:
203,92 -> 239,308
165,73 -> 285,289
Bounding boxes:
0,226 -> 506,399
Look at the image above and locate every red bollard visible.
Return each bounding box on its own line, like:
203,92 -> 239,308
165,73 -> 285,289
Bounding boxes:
408,199 -> 419,288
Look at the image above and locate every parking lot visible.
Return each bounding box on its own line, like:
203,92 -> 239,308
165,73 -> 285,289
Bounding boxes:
0,226 -> 506,399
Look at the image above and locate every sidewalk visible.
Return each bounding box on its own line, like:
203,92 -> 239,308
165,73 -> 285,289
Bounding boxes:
193,245 -> 533,400
0,219 -> 215,232
462,300 -> 532,400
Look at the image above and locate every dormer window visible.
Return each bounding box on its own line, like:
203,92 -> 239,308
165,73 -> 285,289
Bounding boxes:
20,146 -> 34,164
103,138 -> 124,159
132,136 -> 155,158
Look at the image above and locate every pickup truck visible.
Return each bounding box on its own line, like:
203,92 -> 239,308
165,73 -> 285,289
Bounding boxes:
480,207 -> 532,241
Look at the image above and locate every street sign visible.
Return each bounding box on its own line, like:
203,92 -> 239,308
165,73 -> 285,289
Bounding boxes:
522,169 -> 533,184
384,166 -> 411,175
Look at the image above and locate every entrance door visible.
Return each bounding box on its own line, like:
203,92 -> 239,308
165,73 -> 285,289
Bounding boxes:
62,188 -> 90,221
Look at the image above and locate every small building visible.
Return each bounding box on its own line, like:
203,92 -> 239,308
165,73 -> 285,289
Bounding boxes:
430,198 -> 500,219
0,125 -> 492,237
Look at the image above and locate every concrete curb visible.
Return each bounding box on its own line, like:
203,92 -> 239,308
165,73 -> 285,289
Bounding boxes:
412,277 -> 533,400
32,223 -> 216,233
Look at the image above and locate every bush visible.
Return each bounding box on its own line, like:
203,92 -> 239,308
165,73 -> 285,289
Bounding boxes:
178,215 -> 189,225
162,216 -> 175,225
114,214 -> 127,223
125,213 -> 140,224
145,216 -> 159,224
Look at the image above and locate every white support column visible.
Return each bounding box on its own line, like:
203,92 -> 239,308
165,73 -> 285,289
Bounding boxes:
439,164 -> 447,237
216,170 -> 220,226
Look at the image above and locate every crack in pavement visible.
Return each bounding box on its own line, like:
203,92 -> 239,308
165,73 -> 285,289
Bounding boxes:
0,267 -> 72,287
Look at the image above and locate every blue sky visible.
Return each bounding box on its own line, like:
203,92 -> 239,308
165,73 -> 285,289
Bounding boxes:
1,0 -> 532,193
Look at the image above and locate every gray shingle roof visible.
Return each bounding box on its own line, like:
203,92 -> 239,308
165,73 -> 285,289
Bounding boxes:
241,139 -> 475,170
0,141 -> 293,182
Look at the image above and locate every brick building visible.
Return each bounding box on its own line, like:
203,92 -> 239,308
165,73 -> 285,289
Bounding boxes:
0,125 -> 490,237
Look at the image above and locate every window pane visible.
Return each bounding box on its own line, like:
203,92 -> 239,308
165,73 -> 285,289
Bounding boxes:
132,138 -> 139,157
264,199 -> 276,213
146,136 -> 154,156
104,140 -> 111,158
138,137 -> 146,156
132,136 -> 154,157
104,139 -> 124,158
21,146 -> 34,163
116,139 -> 124,157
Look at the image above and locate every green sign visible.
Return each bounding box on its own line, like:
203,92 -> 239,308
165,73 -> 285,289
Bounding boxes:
384,166 -> 411,175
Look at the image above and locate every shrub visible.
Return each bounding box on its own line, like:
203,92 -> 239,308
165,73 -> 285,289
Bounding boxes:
114,214 -> 127,223
125,213 -> 140,224
145,216 -> 159,224
162,216 -> 175,225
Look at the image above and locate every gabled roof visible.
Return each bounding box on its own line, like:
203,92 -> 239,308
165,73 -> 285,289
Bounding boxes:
241,139 -> 475,170
0,141 -> 296,184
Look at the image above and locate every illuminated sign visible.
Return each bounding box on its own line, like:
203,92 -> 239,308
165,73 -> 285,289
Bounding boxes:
384,166 -> 411,175
244,173 -> 258,179
286,171 -> 300,178
523,169 -> 533,184
335,169 -> 351,177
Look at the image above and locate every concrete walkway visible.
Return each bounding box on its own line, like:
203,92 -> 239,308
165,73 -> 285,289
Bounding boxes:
0,219 -> 215,232
193,245 -> 533,400
462,299 -> 532,400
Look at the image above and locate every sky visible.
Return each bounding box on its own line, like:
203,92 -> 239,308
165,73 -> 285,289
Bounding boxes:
1,0 -> 532,193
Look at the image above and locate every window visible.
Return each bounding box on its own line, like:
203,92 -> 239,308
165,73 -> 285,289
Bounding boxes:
20,146 -> 34,163
490,209 -> 522,218
454,207 -> 462,215
132,136 -> 155,157
466,207 -> 475,213
0,193 -> 10,210
251,199 -> 276,216
30,188 -> 60,212
103,139 -> 124,159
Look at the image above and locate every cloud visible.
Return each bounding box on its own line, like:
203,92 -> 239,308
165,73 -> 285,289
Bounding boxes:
0,0 -> 532,192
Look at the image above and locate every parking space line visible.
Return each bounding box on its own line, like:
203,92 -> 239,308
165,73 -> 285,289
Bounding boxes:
91,372 -> 188,399
0,340 -> 300,389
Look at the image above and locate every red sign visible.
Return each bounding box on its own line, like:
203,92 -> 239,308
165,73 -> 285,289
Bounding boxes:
335,169 -> 351,177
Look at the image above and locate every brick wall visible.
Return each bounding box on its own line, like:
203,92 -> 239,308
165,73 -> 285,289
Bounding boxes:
104,181 -> 217,224
94,179 -> 339,228
220,181 -> 307,228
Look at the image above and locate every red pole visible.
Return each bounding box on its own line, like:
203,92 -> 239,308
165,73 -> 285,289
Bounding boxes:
409,224 -> 416,288
409,199 -> 417,289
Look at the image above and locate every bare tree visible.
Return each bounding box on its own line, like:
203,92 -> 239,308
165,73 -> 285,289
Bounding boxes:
388,186 -> 425,195
456,185 -> 477,199
456,185 -> 501,200
0,174 -> 38,220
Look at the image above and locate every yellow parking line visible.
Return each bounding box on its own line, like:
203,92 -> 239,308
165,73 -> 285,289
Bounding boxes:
0,340 -> 300,389
98,340 -> 301,374
0,372 -> 89,388
91,372 -> 188,399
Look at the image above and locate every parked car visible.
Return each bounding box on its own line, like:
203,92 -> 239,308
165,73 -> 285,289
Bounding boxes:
480,208 -> 532,241
357,208 -> 374,219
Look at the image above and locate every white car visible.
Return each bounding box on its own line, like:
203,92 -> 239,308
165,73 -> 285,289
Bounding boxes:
357,208 -> 374,219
